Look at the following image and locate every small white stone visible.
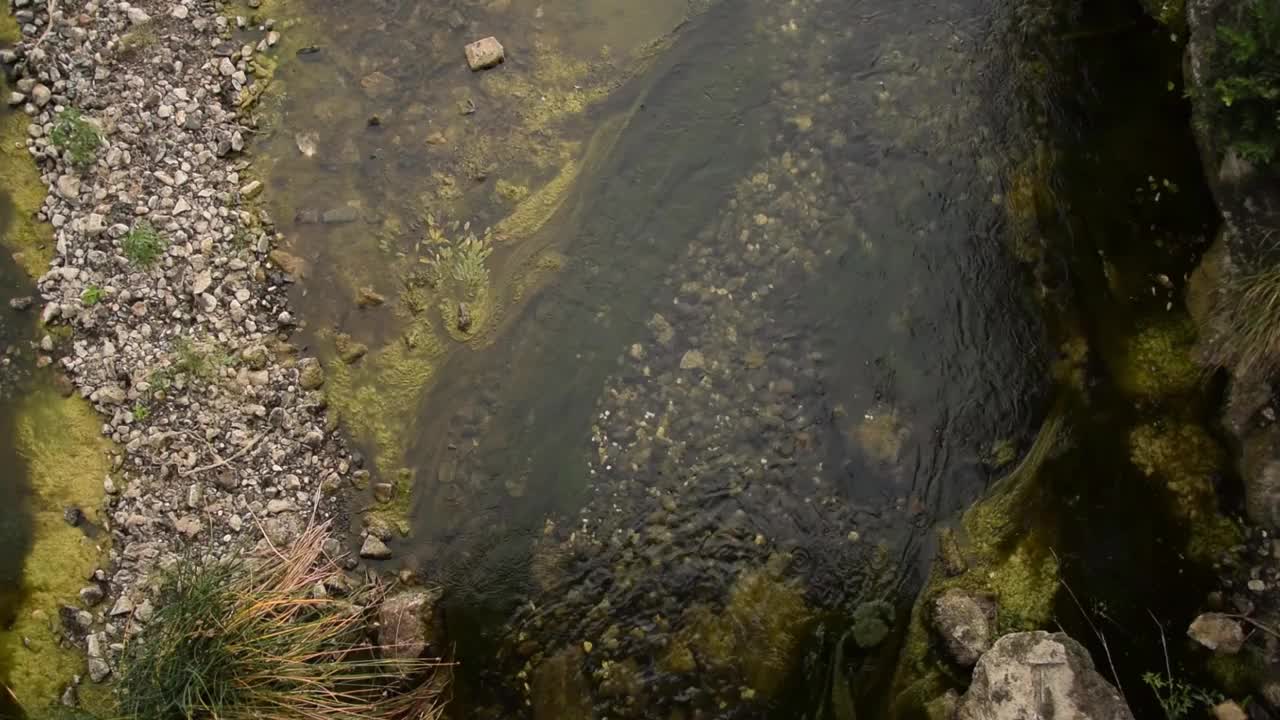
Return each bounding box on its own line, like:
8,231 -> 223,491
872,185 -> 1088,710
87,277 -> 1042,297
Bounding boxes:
192,269 -> 212,295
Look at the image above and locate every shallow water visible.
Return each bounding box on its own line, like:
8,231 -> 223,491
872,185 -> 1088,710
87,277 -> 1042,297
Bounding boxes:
256,0 -> 1219,715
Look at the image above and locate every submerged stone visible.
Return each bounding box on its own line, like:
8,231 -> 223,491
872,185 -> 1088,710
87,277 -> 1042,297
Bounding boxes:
465,36 -> 505,71
1188,613 -> 1245,654
377,587 -> 443,660
931,589 -> 995,667
360,534 -> 393,559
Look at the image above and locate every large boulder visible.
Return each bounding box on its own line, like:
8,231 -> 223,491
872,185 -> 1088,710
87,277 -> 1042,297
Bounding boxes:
376,587 -> 443,660
956,631 -> 1134,720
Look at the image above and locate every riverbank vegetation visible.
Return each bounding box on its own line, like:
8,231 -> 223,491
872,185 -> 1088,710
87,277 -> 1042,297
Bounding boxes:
117,524 -> 447,720
1196,0 -> 1280,164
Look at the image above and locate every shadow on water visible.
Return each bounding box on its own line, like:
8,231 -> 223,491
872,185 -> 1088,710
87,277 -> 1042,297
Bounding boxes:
1034,0 -> 1229,714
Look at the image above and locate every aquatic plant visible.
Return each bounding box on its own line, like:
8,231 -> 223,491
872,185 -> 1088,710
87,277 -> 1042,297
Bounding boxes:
449,236 -> 492,296
672,565 -> 813,699
1141,671 -> 1223,720
49,110 -> 103,168
1207,265 -> 1280,378
122,221 -> 167,268
116,523 -> 448,720
851,600 -> 894,649
1199,0 -> 1280,163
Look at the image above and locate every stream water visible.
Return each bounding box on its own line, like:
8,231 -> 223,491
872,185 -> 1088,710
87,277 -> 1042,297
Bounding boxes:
244,0 -> 1219,715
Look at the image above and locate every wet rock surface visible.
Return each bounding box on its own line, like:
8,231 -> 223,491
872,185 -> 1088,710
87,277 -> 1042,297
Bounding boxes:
956,632 -> 1135,720
1188,612 -> 1246,654
377,587 -> 443,660
932,589 -> 996,667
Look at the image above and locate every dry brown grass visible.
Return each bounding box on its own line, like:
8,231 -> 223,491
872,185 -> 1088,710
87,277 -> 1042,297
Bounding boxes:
117,522 -> 449,720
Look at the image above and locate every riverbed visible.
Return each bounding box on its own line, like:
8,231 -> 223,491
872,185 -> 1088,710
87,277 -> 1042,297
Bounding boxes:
239,0 -> 1225,715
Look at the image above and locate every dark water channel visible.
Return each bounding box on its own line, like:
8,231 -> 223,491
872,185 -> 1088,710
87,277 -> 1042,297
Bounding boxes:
0,87 -> 38,719
263,0 -> 1226,716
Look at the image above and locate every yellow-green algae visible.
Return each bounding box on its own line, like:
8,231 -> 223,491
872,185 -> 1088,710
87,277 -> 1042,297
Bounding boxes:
323,320 -> 444,534
1110,319 -> 1202,399
0,11 -> 19,45
1,386 -> 111,710
1128,420 -> 1242,561
888,415 -> 1064,717
0,83 -> 55,279
666,560 -> 813,699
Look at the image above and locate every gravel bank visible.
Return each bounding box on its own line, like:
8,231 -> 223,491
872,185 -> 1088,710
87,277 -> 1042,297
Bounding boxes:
4,0 -> 364,702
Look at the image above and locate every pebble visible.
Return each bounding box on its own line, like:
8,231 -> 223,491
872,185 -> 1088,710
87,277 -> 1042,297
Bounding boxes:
360,535 -> 393,560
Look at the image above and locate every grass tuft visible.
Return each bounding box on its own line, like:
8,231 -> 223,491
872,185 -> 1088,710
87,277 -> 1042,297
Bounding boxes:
1207,264 -> 1280,378
49,110 -> 103,168
122,221 -> 167,268
117,523 -> 449,720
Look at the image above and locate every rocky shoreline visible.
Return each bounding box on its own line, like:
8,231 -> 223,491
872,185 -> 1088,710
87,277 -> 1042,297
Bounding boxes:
1,0 -> 375,706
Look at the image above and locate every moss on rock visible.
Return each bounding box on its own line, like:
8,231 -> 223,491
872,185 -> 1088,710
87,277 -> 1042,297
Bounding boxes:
1129,420 -> 1242,561
670,562 -> 813,700
888,416 -> 1064,717
1111,319 -> 1201,399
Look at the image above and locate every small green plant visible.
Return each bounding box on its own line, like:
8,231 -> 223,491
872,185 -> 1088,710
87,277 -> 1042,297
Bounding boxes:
116,27 -> 156,58
1201,0 -> 1280,163
131,404 -> 150,422
172,336 -> 231,380
1142,671 -> 1224,720
80,285 -> 103,307
116,523 -> 447,720
147,368 -> 173,397
49,109 -> 103,167
122,221 -> 167,267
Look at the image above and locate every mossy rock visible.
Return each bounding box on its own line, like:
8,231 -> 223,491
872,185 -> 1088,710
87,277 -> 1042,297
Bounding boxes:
671,564 -> 812,699
1206,649 -> 1266,697
1112,320 -> 1201,399
1129,420 -> 1241,560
